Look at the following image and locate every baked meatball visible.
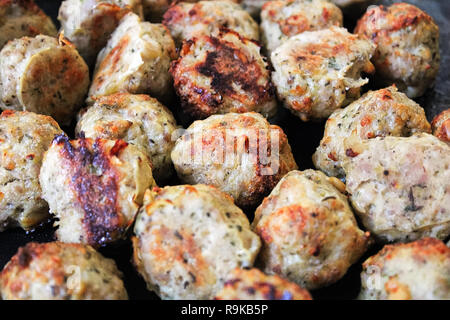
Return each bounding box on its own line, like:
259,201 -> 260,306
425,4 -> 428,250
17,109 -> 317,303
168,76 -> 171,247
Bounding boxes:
0,34 -> 90,125
431,109 -> 450,143
132,184 -> 261,300
58,0 -> 144,66
313,86 -> 431,178
359,238 -> 450,300
355,3 -> 440,98
39,135 -> 156,247
260,0 -> 343,54
0,242 -> 128,300
0,0 -> 57,49
271,26 -> 375,121
252,169 -> 370,289
88,12 -> 176,103
0,110 -> 63,231
163,0 -> 259,47
171,112 -> 298,208
170,29 -> 277,120
214,268 -> 312,300
344,133 -> 450,243
76,93 -> 179,182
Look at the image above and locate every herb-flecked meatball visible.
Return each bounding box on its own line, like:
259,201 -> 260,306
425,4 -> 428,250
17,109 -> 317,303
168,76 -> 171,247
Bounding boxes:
355,3 -> 440,98
171,112 -> 298,208
313,86 -> 431,178
214,268 -> 312,300
0,110 -> 63,231
359,238 -> 450,300
344,133 -> 450,243
431,109 -> 450,144
39,136 -> 156,247
132,184 -> 261,299
0,35 -> 90,125
271,26 -> 375,121
252,169 -> 370,289
170,29 -> 277,120
0,242 -> 128,300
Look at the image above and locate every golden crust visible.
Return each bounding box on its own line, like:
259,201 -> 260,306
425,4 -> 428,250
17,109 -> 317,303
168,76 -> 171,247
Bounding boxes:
431,109 -> 450,143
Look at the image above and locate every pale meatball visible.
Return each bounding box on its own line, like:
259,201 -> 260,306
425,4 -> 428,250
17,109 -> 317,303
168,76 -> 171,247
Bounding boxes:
88,12 -> 177,103
344,133 -> 450,243
76,93 -> 179,182
271,27 -> 375,121
260,0 -> 343,54
355,3 -> 440,98
359,238 -> 450,300
0,110 -> 63,231
252,169 -> 370,290
431,109 -> 450,143
163,0 -> 259,47
0,35 -> 90,125
132,184 -> 261,300
171,112 -> 298,208
214,268 -> 312,300
313,86 -> 431,178
39,135 -> 156,247
58,0 -> 144,66
170,30 -> 277,120
0,0 -> 57,49
0,242 -> 128,300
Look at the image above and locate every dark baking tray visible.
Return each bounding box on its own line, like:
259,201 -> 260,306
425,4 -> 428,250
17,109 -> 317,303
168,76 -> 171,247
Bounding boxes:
0,0 -> 448,300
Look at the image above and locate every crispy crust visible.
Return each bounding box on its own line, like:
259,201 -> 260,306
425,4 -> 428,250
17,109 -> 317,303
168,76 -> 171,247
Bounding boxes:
431,109 -> 450,143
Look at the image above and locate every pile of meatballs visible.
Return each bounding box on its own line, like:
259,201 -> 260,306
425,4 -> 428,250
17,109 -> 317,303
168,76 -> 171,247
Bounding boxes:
0,0 -> 448,300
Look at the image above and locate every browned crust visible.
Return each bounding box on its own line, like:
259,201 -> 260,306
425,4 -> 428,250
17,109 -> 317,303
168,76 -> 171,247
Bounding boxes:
431,109 -> 450,143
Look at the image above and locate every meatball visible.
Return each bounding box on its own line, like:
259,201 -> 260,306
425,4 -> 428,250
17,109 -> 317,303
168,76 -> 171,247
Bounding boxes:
260,0 -> 343,54
355,3 -> 440,98
58,0 -> 144,66
88,12 -> 177,104
170,29 -> 277,120
344,133 -> 450,243
431,109 -> 450,143
0,242 -> 128,300
0,34 -> 90,125
39,135 -> 156,247
171,112 -> 298,208
252,169 -> 370,289
359,238 -> 450,300
271,26 -> 375,121
0,0 -> 57,49
132,184 -> 261,300
214,268 -> 312,300
163,0 -> 259,47
76,93 -> 179,182
0,110 -> 63,231
313,86 -> 431,178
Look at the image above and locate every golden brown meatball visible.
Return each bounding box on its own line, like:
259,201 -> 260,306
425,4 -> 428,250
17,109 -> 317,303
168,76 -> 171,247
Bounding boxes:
431,109 -> 450,143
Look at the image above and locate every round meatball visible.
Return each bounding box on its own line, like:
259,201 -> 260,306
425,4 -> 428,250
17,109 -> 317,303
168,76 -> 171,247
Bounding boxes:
88,12 -> 177,104
0,0 -> 57,49
132,184 -> 261,300
431,109 -> 450,143
214,268 -> 312,300
344,133 -> 450,243
163,0 -> 259,47
359,238 -> 450,300
355,3 -> 440,98
260,0 -> 343,54
39,135 -> 156,247
76,93 -> 179,182
313,86 -> 431,178
252,169 -> 370,289
58,0 -> 144,66
0,34 -> 90,125
0,110 -> 63,231
271,26 -> 375,121
170,29 -> 277,120
0,242 -> 128,300
171,112 -> 298,208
